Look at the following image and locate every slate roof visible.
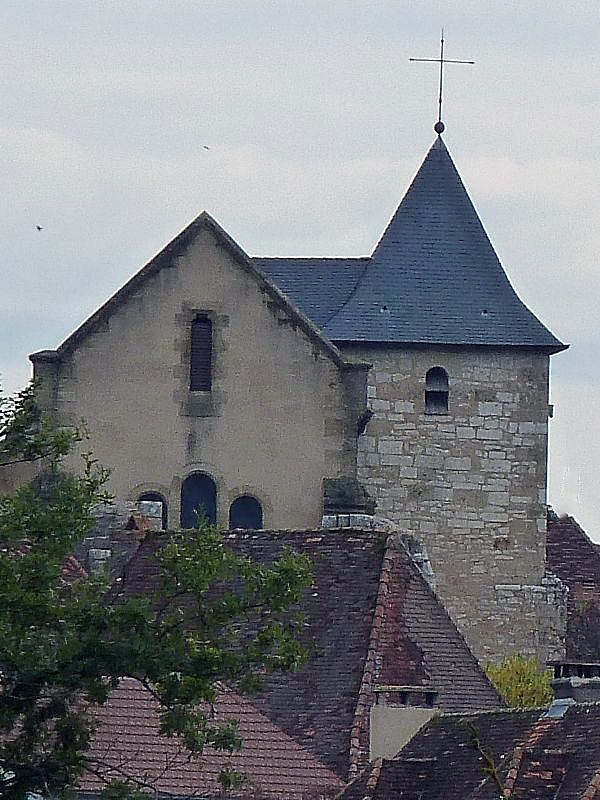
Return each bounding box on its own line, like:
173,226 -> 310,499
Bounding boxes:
115,528 -> 501,783
337,703 -> 600,800
79,678 -> 343,800
256,137 -> 566,351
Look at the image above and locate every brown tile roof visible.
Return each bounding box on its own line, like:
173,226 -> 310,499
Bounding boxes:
337,709 -> 537,800
383,540 -> 503,715
348,538 -> 502,778
79,678 -> 343,800
547,512 -> 600,659
115,528 -> 501,783
339,703 -> 600,800
117,528 -> 383,779
547,511 -> 600,592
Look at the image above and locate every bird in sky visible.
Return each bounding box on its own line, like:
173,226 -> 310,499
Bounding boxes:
36,225 -> 43,231
203,145 -> 210,150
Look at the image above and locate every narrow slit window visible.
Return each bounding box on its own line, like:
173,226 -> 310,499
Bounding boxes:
190,316 -> 212,391
425,367 -> 449,414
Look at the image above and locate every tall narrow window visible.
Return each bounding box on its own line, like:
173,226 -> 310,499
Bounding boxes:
425,367 -> 449,414
229,496 -> 263,530
180,473 -> 217,528
190,315 -> 212,391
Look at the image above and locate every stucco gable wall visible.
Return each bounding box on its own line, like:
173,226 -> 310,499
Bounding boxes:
50,227 -> 353,528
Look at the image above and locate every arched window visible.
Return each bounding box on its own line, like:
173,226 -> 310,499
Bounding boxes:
425,367 -> 449,414
229,495 -> 263,530
190,315 -> 212,391
180,473 -> 217,528
138,491 -> 168,529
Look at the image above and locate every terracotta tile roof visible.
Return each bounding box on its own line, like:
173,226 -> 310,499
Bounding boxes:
118,529 -> 383,779
115,528 -> 501,783
348,539 -> 502,778
79,678 -> 343,800
338,703 -> 600,800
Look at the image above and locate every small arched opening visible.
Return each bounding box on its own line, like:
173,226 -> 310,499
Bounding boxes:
229,495 -> 263,530
425,367 -> 449,414
137,491 -> 168,530
180,473 -> 217,528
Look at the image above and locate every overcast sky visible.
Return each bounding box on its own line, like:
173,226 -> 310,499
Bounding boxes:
2,1 -> 598,534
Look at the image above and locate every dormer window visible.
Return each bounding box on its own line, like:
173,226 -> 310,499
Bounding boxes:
190,315 -> 212,391
425,367 -> 449,414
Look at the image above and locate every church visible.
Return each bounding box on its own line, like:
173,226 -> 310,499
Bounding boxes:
29,127 -> 567,665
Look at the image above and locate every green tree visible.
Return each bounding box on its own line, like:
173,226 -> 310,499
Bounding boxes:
486,654 -> 553,709
0,385 -> 313,800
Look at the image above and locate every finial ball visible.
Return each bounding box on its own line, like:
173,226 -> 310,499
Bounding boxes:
434,120 -> 445,134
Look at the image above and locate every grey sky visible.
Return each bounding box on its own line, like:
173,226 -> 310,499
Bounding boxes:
2,1 -> 599,533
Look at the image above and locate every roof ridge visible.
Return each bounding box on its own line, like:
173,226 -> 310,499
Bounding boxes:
347,538 -> 395,780
397,538 -> 505,709
254,256 -> 371,262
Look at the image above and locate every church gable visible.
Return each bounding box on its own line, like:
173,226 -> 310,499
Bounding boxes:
31,214 -> 370,530
52,212 -> 350,367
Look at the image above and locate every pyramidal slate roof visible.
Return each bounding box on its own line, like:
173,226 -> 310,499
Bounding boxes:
256,137 -> 566,351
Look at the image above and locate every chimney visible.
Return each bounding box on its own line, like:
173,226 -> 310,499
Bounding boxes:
549,661 -> 600,705
370,685 -> 438,759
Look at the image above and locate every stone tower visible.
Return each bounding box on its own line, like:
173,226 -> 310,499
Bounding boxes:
326,137 -> 567,663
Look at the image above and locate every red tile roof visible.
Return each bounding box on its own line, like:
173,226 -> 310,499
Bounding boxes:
80,678 -> 343,800
62,554 -> 88,582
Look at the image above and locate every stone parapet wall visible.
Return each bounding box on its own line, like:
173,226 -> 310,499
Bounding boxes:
74,500 -> 155,577
341,343 -> 564,663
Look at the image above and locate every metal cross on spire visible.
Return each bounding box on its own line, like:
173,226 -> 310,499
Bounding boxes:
410,30 -> 474,135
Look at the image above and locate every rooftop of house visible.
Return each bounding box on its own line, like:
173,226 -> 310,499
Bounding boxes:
547,511 -> 600,661
256,137 -> 565,352
107,527 -> 501,788
547,510 -> 600,592
336,701 -> 600,800
79,678 -> 344,800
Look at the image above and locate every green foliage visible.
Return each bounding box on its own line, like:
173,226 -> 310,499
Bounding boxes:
0,385 -> 313,799
0,383 -> 82,469
486,654 -> 553,709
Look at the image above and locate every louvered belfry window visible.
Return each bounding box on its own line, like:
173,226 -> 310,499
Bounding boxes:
425,366 -> 449,414
190,315 -> 212,391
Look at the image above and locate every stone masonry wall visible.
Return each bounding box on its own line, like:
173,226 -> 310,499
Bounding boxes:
342,344 -> 566,665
